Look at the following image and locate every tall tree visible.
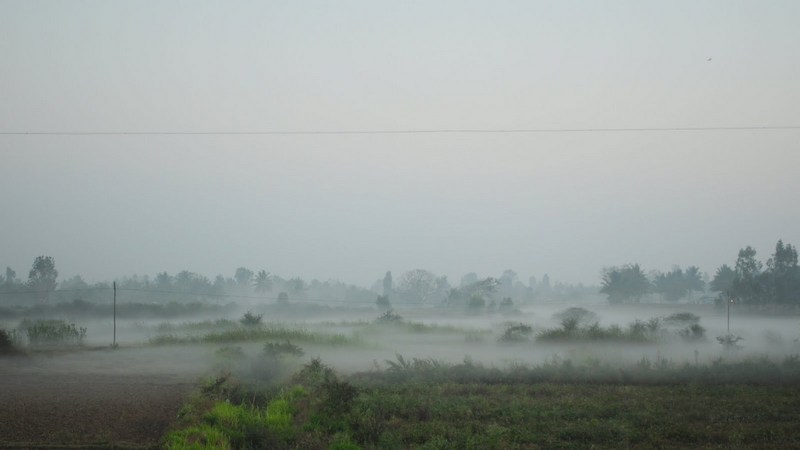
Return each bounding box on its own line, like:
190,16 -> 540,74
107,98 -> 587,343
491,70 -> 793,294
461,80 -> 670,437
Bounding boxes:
234,267 -> 254,289
254,270 -> 272,293
710,264 -> 736,294
382,271 -> 393,297
28,255 -> 58,302
732,246 -> 763,305
398,269 -> 440,304
684,266 -> 705,301
766,240 -> 800,304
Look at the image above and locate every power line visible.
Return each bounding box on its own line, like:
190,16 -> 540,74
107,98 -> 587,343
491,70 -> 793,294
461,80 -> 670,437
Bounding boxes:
1,126 -> 799,136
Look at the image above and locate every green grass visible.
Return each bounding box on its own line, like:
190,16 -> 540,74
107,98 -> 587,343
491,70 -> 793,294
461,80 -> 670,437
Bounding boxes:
345,382 -> 800,449
149,324 -> 355,346
166,355 -> 800,449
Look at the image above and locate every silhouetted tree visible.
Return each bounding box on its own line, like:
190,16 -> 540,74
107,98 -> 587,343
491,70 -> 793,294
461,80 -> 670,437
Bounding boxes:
711,264 -> 736,294
28,255 -> 58,302
765,240 -> 800,304
154,271 -> 172,290
600,264 -> 650,304
382,271 -> 393,296
653,268 -> 687,302
234,267 -> 254,288
731,246 -> 763,305
277,291 -> 289,306
398,269 -> 440,304
254,270 -> 272,293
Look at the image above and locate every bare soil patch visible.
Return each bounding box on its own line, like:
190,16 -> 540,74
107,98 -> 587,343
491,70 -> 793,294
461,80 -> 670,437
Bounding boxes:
0,346 -> 212,449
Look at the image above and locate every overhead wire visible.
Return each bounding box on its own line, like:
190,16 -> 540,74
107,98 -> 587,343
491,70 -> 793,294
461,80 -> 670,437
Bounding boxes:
1,126 -> 799,136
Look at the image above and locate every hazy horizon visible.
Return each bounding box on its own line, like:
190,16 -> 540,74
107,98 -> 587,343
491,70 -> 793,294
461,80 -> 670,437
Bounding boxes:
2,1 -> 799,287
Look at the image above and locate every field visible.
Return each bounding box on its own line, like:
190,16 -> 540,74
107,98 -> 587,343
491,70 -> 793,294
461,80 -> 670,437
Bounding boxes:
2,302 -> 800,448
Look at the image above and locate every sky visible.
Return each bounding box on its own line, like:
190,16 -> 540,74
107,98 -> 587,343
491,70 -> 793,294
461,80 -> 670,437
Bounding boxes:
1,1 -> 799,287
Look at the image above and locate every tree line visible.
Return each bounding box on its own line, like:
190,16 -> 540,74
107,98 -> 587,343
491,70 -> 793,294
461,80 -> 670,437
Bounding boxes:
600,240 -> 800,308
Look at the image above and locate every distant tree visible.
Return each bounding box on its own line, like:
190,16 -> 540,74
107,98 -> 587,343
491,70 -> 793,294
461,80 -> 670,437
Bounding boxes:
376,294 -> 391,310
732,246 -> 763,305
382,271 -> 393,296
277,291 -> 289,306
499,269 -> 517,297
288,277 -> 306,293
28,255 -> 58,302
59,275 -> 89,291
466,294 -> 486,313
600,264 -> 650,304
459,272 -> 478,288
540,274 -> 551,296
173,271 -> 212,293
653,268 -> 687,302
234,267 -> 254,288
398,269 -> 440,304
765,240 -> 800,305
684,266 -> 706,298
710,264 -> 736,294
254,270 -> 272,293
462,277 -> 499,299
3,267 -> 18,292
154,271 -> 172,290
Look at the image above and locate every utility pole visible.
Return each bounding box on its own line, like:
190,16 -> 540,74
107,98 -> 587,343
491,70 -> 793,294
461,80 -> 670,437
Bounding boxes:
113,281 -> 117,348
727,295 -> 734,334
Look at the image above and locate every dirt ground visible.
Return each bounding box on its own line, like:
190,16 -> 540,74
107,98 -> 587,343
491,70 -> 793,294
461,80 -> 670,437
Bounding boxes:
0,346 -> 214,449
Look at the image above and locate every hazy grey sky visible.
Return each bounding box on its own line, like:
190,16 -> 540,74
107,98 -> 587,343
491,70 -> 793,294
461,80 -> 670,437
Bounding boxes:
1,1 -> 799,286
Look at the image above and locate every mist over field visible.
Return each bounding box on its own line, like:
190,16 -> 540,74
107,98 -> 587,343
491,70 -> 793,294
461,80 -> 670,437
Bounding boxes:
2,1 -> 800,448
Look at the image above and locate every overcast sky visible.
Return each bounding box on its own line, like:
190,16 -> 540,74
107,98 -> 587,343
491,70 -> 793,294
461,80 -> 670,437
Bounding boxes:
1,1 -> 799,287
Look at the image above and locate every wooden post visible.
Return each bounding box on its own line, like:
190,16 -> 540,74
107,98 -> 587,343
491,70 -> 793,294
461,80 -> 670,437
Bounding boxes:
113,281 -> 117,348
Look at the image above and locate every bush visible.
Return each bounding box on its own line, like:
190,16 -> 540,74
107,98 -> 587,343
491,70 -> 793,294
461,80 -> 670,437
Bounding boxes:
0,328 -> 21,355
263,340 -> 305,358
240,311 -> 263,327
679,323 -> 706,342
22,319 -> 86,346
553,307 -> 598,326
499,323 -> 533,343
375,309 -> 402,324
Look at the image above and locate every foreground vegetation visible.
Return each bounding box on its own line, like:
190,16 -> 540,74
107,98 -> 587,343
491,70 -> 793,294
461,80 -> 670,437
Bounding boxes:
166,354 -> 800,449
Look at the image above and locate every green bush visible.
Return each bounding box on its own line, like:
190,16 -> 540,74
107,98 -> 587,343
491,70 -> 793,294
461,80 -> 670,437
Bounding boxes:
164,424 -> 232,450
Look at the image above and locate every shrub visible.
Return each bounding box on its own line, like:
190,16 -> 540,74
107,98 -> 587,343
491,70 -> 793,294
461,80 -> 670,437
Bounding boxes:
664,312 -> 700,326
717,334 -> 743,350
499,323 -> 533,343
679,323 -> 706,342
240,311 -> 263,327
165,423 -> 232,450
375,295 -> 391,310
375,309 -> 402,324
0,328 -> 21,355
263,340 -> 305,358
553,307 -> 598,326
23,319 -> 86,346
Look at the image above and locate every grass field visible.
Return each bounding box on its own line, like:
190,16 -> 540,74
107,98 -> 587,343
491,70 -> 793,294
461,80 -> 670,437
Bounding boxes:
165,356 -> 800,449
